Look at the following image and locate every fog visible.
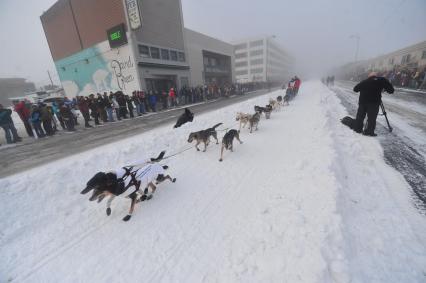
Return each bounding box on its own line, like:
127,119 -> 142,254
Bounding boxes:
0,0 -> 425,84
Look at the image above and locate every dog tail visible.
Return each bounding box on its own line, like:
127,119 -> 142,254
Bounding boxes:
212,123 -> 223,129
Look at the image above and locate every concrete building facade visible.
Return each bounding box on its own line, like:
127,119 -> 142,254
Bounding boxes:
41,0 -> 191,97
184,28 -> 235,86
365,41 -> 426,72
233,37 -> 293,84
337,40 -> 426,79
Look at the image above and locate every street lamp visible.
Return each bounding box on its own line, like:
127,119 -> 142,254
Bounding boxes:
349,34 -> 360,62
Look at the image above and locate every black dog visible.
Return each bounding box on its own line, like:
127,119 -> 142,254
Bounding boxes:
174,108 -> 194,128
219,129 -> 243,162
188,123 -> 223,152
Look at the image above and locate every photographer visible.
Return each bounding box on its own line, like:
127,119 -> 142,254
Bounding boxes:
353,72 -> 394,136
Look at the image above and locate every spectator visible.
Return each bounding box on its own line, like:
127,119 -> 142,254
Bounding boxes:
149,91 -> 157,112
52,101 -> 65,130
77,96 -> 93,128
0,104 -> 22,144
125,95 -> 134,118
161,90 -> 168,110
103,93 -> 114,122
59,103 -> 76,131
14,100 -> 33,137
132,91 -> 141,116
116,92 -> 128,119
138,91 -> 146,114
30,104 -> 46,138
110,93 -> 121,121
39,103 -> 54,136
169,88 -> 177,107
96,93 -> 108,123
89,94 -> 100,125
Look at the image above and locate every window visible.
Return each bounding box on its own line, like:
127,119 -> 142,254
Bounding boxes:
161,49 -> 169,60
235,52 -> 247,59
250,50 -> 263,57
401,54 -> 411,64
388,57 -> 394,65
236,70 -> 248,76
139,45 -> 150,58
210,58 -> 217,66
422,50 -> 426,59
249,40 -> 263,48
250,68 -> 263,74
235,43 -> 247,50
150,47 -> 160,59
170,50 -> 178,61
250,58 -> 263,65
178,52 -> 185,62
235,61 -> 248,67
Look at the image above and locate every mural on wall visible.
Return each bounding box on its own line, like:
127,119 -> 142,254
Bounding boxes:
55,36 -> 140,97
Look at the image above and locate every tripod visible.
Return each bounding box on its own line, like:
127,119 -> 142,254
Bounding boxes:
380,101 -> 393,132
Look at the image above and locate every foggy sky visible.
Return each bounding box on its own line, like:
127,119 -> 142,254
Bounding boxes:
1,0 -> 425,85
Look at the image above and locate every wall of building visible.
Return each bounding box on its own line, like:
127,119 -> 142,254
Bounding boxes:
366,41 -> 426,72
41,0 -> 126,61
184,28 -> 235,86
133,0 -> 186,51
233,37 -> 293,83
55,35 -> 140,97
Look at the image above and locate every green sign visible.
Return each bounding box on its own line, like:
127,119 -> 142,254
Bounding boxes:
107,23 -> 128,48
110,31 -> 121,41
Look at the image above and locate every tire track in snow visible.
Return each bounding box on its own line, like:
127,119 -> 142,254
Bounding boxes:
331,86 -> 426,212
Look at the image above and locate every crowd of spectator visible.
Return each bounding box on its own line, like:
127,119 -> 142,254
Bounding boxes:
347,67 -> 426,90
1,82 -> 270,146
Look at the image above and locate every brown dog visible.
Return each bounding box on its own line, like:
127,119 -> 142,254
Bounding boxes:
188,123 -> 223,152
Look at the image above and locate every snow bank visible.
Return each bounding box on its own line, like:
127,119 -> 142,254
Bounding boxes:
1,82 -> 425,283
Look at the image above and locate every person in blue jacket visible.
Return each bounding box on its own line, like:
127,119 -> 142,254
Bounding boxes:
29,104 -> 46,138
0,104 -> 22,144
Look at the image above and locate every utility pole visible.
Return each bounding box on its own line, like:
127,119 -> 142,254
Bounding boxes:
350,34 -> 360,62
47,70 -> 54,86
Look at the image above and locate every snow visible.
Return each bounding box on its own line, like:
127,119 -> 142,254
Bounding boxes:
1,81 -> 425,283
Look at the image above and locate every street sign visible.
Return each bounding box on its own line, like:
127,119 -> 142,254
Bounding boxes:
126,0 -> 142,30
107,23 -> 128,48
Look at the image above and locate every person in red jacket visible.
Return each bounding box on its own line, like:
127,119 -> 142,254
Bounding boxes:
77,96 -> 93,128
169,88 -> 177,107
14,100 -> 33,137
293,76 -> 301,96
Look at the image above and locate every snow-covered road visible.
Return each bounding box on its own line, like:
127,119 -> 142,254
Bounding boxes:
333,82 -> 426,210
1,81 -> 425,282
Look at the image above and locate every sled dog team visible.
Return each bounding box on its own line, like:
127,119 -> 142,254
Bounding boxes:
82,95 -> 287,221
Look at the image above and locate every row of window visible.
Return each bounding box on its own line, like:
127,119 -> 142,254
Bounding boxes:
235,49 -> 264,59
138,45 -> 185,62
234,40 -> 265,51
372,49 -> 426,68
235,58 -> 264,68
235,68 -> 264,76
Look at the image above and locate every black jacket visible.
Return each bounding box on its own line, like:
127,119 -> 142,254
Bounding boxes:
353,76 -> 394,104
0,109 -> 13,125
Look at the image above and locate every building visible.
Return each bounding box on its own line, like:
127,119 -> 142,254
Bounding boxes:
232,36 -> 293,84
365,41 -> 426,72
336,40 -> 426,79
41,0 -> 190,97
184,28 -> 234,87
0,78 -> 36,106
